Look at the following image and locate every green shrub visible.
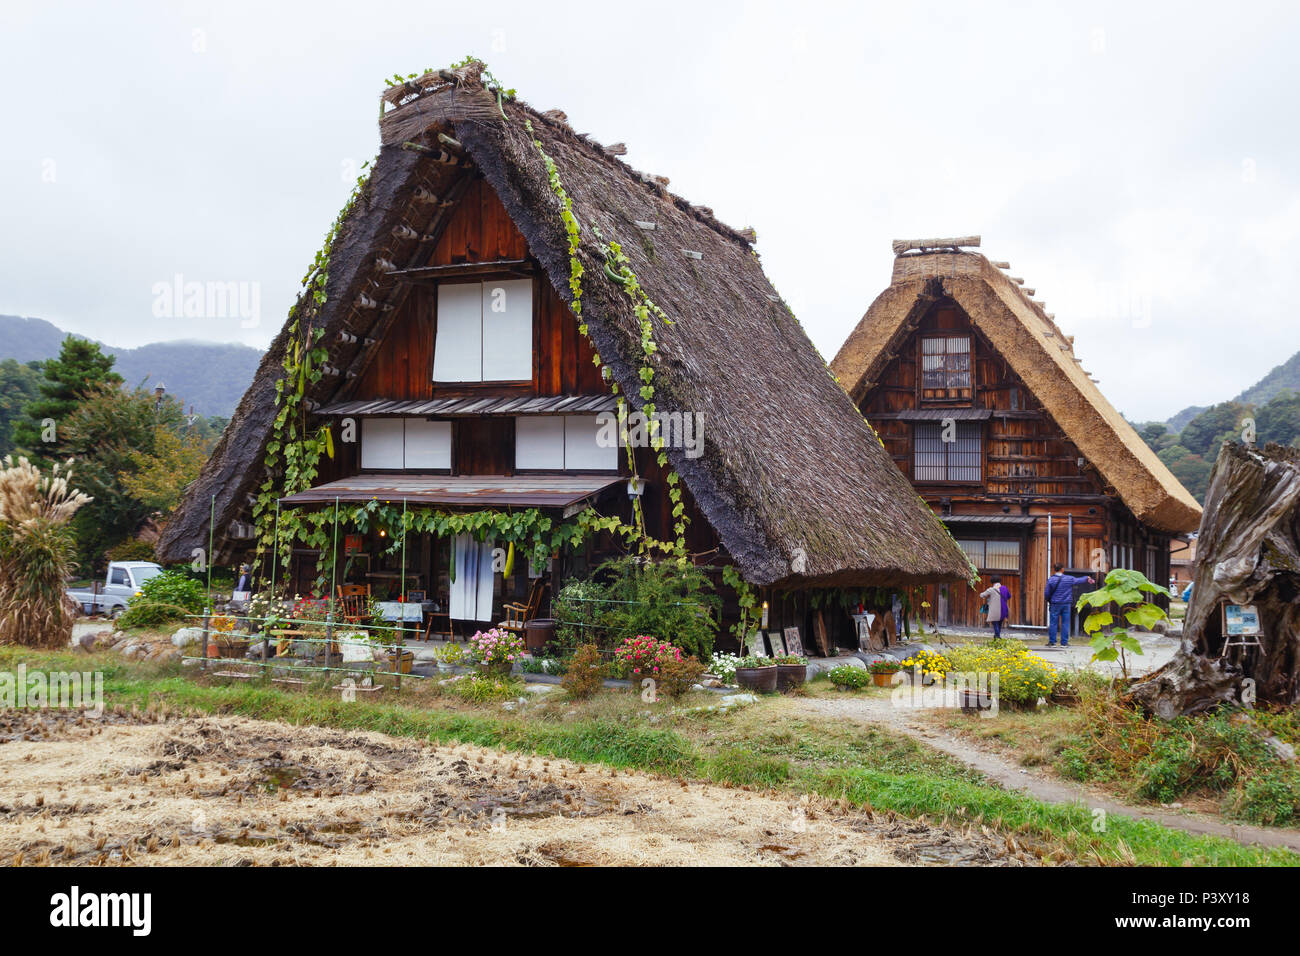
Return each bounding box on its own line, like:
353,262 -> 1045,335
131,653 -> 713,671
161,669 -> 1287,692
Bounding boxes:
118,570 -> 205,629
552,556 -> 720,661
447,674 -> 523,704
828,665 -> 870,690
657,655 -> 707,699
106,538 -> 157,562
1060,700 -> 1300,826
560,644 -> 605,700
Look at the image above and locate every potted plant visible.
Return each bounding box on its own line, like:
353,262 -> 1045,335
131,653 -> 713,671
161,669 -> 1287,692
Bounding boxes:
436,640 -> 466,672
469,627 -> 525,677
734,655 -> 778,693
868,659 -> 902,687
1050,673 -> 1081,705
207,614 -> 249,659
774,654 -> 808,692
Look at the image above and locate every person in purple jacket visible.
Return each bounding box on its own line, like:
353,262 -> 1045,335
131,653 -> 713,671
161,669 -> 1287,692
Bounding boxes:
1044,563 -> 1095,647
979,575 -> 1011,638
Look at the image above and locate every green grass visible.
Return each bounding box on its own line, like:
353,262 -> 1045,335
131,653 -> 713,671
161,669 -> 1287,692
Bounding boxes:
3,646 -> 1297,866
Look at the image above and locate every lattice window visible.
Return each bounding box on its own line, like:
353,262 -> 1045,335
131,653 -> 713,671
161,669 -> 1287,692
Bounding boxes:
956,538 -> 1020,572
921,335 -> 972,401
914,422 -> 982,482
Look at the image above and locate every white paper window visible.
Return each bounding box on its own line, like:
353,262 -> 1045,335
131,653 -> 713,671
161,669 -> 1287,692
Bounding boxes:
482,279 -> 533,381
403,418 -> 452,470
514,415 -> 618,471
564,414 -> 618,470
361,418 -> 405,469
432,283 -> 483,382
515,416 -> 566,470
433,280 -> 532,382
362,417 -> 451,470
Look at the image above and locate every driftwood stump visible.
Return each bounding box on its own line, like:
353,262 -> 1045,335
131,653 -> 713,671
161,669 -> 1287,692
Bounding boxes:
1129,442 -> 1300,717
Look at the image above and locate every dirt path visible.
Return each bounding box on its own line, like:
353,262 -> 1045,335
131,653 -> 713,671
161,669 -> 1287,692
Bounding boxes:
0,710 -> 1035,866
789,694 -> 1300,853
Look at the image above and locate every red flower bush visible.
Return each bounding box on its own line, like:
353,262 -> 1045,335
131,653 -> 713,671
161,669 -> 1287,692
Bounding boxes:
614,634 -> 682,678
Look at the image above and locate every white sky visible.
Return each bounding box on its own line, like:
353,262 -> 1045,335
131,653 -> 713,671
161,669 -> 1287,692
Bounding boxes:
2,0 -> 1298,421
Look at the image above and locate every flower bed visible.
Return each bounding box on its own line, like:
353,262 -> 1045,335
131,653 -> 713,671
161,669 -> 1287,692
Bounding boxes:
945,641 -> 1058,706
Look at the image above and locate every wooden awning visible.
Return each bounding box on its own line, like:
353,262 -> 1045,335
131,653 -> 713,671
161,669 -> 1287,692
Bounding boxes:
279,474 -> 623,516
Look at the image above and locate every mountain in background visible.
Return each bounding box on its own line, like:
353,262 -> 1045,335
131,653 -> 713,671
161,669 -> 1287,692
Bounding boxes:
1132,347 -> 1300,505
1164,405 -> 1208,433
1234,351 -> 1300,409
0,315 -> 262,417
1158,350 -> 1300,434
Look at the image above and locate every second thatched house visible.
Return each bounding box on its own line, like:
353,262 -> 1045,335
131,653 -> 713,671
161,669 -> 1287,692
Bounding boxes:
831,238 -> 1202,631
156,62 -> 969,651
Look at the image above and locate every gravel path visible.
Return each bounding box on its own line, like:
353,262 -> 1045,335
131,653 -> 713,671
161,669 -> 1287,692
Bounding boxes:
789,693 -> 1300,853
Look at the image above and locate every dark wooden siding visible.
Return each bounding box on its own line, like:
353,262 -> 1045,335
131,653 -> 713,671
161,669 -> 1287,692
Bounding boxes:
352,177 -> 605,401
861,299 -> 1171,628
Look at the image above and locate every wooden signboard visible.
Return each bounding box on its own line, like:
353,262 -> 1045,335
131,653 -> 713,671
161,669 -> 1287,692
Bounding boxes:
812,610 -> 831,657
769,629 -> 787,657
783,627 -> 804,657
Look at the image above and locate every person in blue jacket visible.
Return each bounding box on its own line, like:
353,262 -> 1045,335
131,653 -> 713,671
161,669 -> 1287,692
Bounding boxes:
1044,563 -> 1095,647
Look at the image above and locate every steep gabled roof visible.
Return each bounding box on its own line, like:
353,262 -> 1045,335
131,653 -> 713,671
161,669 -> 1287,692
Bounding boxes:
830,246 -> 1202,534
159,62 -> 972,587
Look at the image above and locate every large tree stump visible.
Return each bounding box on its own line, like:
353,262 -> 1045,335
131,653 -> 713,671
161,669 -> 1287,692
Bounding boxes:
1129,442 -> 1300,716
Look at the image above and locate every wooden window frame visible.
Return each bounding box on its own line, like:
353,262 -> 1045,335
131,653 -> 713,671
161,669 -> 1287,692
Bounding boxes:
431,277 -> 536,387
955,537 -> 1022,573
918,334 -> 973,403
912,421 -> 983,484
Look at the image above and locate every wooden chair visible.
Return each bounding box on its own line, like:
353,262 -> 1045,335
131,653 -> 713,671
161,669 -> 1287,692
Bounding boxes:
336,583 -> 370,625
500,579 -> 549,635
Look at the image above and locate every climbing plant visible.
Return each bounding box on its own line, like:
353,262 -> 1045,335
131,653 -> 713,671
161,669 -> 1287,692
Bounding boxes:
251,160 -> 373,585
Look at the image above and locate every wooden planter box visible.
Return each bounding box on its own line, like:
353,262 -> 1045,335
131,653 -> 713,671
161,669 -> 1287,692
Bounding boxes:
271,677 -> 311,693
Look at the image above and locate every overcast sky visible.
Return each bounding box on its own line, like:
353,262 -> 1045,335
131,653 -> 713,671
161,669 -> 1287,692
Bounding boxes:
3,0 -> 1297,422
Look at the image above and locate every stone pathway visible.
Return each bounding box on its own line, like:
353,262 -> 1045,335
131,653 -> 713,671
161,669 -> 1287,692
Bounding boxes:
788,693 -> 1300,853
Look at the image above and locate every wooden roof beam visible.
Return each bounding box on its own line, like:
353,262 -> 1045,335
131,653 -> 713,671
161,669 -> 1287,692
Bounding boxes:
892,235 -> 980,255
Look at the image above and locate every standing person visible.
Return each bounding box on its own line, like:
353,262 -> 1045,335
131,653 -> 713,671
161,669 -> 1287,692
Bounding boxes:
1044,563 -> 1095,647
979,575 -> 1011,638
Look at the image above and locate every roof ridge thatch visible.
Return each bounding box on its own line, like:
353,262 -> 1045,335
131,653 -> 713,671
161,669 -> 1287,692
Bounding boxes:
377,63 -> 759,251
830,245 -> 1202,534
159,62 -> 973,588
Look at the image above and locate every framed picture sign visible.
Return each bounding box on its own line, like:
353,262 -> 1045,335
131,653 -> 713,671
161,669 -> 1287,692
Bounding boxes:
1223,604 -> 1260,637
783,626 -> 804,657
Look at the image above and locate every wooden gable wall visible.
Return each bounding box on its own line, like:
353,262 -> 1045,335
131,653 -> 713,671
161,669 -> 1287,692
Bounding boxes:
352,177 -> 606,401
861,301 -> 1106,500
857,299 -> 1173,629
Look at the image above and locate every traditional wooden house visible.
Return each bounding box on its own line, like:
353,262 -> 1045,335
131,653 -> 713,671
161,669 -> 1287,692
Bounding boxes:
156,63 -> 970,649
829,238 -> 1202,630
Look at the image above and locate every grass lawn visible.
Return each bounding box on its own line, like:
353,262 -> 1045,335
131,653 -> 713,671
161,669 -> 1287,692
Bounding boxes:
921,687 -> 1300,828
2,646 -> 1297,866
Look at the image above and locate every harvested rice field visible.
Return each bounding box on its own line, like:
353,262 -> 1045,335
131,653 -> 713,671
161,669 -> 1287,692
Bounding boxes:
0,710 -> 1029,866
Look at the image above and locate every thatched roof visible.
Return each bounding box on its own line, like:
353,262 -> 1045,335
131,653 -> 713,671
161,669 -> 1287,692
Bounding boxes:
830,247 -> 1203,534
158,62 -> 971,588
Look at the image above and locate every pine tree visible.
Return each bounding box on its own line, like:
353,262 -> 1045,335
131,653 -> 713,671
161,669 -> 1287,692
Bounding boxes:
11,337 -> 123,458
